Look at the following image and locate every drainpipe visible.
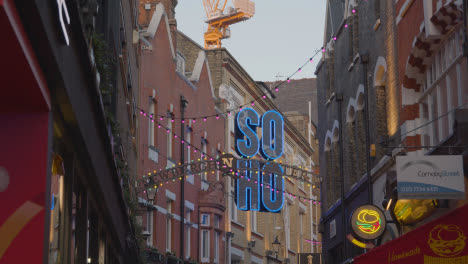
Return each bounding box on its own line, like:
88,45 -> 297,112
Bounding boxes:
180,95 -> 188,260
464,0 -> 468,68
197,205 -> 201,263
361,54 -> 372,204
336,92 -> 347,260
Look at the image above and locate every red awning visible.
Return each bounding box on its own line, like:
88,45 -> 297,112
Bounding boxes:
0,0 -> 50,112
353,204 -> 468,263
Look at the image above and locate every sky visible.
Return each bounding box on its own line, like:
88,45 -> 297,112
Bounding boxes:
176,0 -> 327,82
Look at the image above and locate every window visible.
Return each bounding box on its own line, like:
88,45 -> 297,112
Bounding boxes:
186,127 -> 194,184
201,137 -> 208,181
214,231 -> 220,263
186,211 -> 191,259
166,201 -> 172,252
216,145 -> 222,181
214,215 -> 220,228
285,203 -> 291,249
251,211 -> 257,232
230,181 -> 237,221
146,211 -> 153,246
176,53 -> 185,74
299,212 -> 304,252
148,98 -> 156,146
420,26 -> 466,147
187,128 -> 192,162
49,158 -> 64,263
201,214 -> 210,226
167,112 -> 173,159
201,230 -> 210,262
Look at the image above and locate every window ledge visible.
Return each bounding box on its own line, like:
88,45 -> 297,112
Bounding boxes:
251,230 -> 264,239
166,158 -> 176,168
373,18 -> 381,31
148,145 -> 159,163
298,186 -> 307,194
231,220 -> 245,228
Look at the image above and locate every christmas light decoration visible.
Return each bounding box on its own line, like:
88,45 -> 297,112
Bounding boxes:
136,110 -> 321,204
135,47 -> 324,122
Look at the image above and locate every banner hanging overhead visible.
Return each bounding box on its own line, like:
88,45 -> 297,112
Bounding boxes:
396,155 -> 465,200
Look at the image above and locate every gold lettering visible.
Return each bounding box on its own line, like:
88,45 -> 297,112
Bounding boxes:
222,157 -> 233,168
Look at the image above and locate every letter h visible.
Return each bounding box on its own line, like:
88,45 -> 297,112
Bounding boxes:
236,160 -> 260,211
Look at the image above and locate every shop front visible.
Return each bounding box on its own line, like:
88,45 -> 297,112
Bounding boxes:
353,204 -> 468,263
1,0 -> 139,263
0,0 -> 51,262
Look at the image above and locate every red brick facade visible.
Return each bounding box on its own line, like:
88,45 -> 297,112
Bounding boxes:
138,2 -> 226,262
396,0 -> 465,149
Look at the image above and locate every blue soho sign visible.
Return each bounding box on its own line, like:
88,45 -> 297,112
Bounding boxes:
235,108 -> 285,213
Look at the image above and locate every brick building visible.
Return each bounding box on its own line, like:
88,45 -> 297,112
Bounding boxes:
177,31 -> 320,263
354,2 -> 468,264
317,0 -> 468,263
137,2 -> 226,263
266,78 -> 322,253
389,0 -> 468,232
1,0 -> 141,263
315,0 -> 399,262
266,78 -> 319,125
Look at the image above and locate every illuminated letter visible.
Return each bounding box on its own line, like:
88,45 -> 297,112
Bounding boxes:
57,0 -> 71,45
236,160 -> 260,211
261,111 -> 284,160
261,163 -> 284,212
235,108 -> 260,157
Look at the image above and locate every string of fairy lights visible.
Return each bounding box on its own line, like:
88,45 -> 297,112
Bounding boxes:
132,9 -> 376,205
135,4 -> 363,122
136,109 -> 321,204
138,50 -> 323,122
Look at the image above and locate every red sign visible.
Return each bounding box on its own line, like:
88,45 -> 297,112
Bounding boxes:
0,0 -> 51,262
354,204 -> 468,264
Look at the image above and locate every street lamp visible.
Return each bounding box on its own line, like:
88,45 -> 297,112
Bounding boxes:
272,236 -> 281,259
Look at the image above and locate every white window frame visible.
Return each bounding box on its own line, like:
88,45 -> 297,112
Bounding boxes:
166,201 -> 172,253
230,182 -> 237,221
201,214 -> 210,226
214,231 -> 220,263
185,210 -> 191,259
167,112 -> 173,159
285,202 -> 291,250
419,26 -> 465,149
299,212 -> 305,252
214,214 -> 220,228
201,230 -> 210,262
251,211 -> 257,232
176,52 -> 185,74
186,128 -> 194,184
148,99 -> 155,146
201,138 -> 207,181
146,211 -> 154,246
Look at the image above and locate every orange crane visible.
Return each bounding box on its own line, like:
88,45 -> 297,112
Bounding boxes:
202,0 -> 255,49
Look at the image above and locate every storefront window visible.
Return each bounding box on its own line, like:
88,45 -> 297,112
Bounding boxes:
49,154 -> 65,264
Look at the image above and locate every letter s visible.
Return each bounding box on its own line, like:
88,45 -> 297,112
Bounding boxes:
235,108 -> 260,157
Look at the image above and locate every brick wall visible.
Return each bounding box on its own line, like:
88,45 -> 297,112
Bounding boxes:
138,4 -> 226,261
316,0 -> 399,261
